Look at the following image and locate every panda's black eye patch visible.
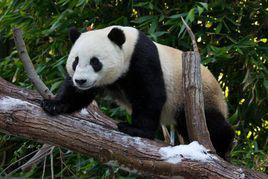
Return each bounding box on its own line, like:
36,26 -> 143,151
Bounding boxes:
72,56 -> 79,71
90,57 -> 102,72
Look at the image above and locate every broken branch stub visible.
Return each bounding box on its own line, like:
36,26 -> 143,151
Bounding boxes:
181,17 -> 215,152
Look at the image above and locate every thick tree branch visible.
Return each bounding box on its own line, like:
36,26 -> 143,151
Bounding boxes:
0,78 -> 267,178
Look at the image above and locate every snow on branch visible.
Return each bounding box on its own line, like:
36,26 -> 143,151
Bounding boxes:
159,141 -> 218,164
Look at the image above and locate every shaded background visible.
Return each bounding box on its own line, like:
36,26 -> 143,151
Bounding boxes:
0,0 -> 267,177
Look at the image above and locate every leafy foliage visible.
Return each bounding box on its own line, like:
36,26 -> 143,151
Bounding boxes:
0,0 -> 267,177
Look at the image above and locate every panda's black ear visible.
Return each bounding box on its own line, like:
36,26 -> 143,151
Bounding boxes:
108,28 -> 126,48
69,27 -> 81,43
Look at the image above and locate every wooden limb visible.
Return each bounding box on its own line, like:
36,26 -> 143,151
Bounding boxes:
0,78 -> 267,178
180,17 -> 199,53
12,28 -> 54,99
181,18 -> 215,151
12,28 -> 55,170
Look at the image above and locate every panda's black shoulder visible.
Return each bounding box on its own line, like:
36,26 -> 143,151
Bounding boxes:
130,30 -> 161,68
112,28 -> 166,102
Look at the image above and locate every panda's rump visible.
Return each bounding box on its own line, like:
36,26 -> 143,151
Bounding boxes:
155,43 -> 227,125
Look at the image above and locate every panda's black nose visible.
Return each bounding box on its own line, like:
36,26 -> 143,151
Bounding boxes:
75,79 -> 87,85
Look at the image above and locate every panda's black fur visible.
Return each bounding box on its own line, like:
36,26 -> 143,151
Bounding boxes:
110,30 -> 166,139
42,26 -> 235,160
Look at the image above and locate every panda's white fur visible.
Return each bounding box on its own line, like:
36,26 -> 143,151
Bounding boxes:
66,26 -> 227,125
67,26 -> 139,89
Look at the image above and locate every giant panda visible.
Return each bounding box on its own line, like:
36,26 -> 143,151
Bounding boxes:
41,25 -> 235,159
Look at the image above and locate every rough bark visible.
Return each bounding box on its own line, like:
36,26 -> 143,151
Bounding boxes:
181,17 -> 215,151
182,52 -> 215,151
0,77 -> 267,178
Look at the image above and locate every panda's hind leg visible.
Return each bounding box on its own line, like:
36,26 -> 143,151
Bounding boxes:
204,108 -> 235,160
175,108 -> 235,160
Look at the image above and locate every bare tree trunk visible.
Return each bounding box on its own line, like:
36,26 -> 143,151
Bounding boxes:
182,52 -> 215,151
0,77 -> 267,178
181,17 -> 215,151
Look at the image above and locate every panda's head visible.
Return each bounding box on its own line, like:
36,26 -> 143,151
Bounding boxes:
66,26 -> 126,90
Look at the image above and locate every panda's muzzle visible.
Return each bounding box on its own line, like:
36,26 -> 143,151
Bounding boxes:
74,79 -> 96,90
75,79 -> 87,85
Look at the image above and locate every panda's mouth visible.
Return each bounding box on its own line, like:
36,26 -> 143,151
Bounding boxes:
76,81 -> 96,90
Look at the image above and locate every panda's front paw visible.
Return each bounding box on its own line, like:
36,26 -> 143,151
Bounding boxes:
41,99 -> 69,115
118,122 -> 155,139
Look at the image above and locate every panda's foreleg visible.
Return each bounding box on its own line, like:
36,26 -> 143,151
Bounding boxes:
118,96 -> 165,139
41,75 -> 98,115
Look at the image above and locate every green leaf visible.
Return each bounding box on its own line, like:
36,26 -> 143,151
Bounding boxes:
132,16 -> 154,24
50,80 -> 63,92
198,2 -> 208,10
186,8 -> 195,22
133,2 -> 150,7
263,79 -> 268,95
229,109 -> 239,125
178,10 -> 195,38
215,23 -> 222,34
169,14 -> 183,19
197,6 -> 204,16
154,31 -> 167,37
149,19 -> 157,33
235,47 -> 244,55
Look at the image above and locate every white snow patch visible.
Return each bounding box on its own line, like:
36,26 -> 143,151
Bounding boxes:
80,108 -> 89,115
119,135 -> 157,151
0,97 -> 34,111
159,141 -> 217,164
237,168 -> 245,179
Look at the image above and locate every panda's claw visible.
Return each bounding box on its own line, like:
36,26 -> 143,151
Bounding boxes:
41,99 -> 57,115
41,99 -> 68,115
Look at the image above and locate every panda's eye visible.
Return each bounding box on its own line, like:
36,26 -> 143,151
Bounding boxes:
72,56 -> 79,71
90,57 -> 102,72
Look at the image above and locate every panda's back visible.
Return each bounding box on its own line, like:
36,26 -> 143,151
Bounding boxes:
155,43 -> 228,125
